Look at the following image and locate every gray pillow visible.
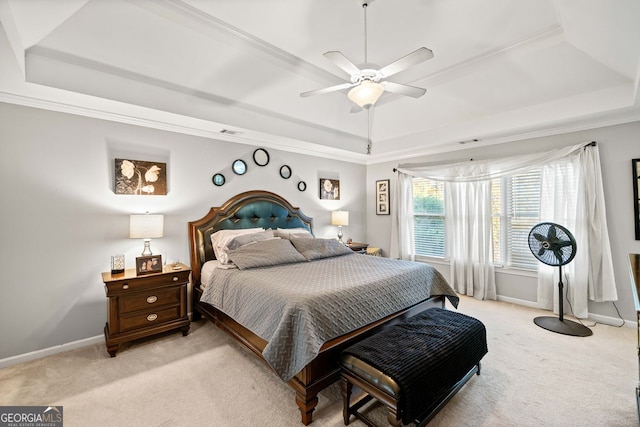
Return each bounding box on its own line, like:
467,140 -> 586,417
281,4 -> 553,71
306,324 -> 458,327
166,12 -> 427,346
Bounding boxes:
290,238 -> 354,261
226,230 -> 275,251
227,238 -> 306,270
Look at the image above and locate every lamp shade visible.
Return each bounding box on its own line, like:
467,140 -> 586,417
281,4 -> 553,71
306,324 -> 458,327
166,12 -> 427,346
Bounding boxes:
331,210 -> 349,226
347,80 -> 384,108
129,214 -> 164,239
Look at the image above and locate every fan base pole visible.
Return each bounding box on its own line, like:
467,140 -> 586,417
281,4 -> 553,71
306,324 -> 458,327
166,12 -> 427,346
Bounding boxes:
533,316 -> 593,337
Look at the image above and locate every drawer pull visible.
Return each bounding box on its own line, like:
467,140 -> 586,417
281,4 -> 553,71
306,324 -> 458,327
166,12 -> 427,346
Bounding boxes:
146,295 -> 158,304
122,284 -> 129,290
172,276 -> 178,282
147,314 -> 158,322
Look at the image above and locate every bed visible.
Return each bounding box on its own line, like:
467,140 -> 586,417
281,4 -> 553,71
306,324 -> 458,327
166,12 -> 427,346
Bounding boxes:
188,190 -> 458,425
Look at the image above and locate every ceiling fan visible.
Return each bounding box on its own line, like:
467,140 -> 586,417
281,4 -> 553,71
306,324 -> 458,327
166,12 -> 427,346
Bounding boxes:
300,0 -> 433,110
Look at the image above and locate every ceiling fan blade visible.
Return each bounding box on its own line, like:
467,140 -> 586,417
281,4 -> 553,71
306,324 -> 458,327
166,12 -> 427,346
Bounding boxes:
300,82 -> 356,97
324,51 -> 361,76
382,81 -> 426,98
378,47 -> 434,78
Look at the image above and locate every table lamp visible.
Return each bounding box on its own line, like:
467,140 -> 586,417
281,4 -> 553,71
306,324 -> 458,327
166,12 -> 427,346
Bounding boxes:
130,213 -> 164,256
331,210 -> 349,244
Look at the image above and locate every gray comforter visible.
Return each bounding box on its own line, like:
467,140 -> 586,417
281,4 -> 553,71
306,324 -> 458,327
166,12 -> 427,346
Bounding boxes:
200,253 -> 458,381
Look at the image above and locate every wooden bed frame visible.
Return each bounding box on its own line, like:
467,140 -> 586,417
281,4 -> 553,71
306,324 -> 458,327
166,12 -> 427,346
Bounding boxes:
188,190 -> 444,425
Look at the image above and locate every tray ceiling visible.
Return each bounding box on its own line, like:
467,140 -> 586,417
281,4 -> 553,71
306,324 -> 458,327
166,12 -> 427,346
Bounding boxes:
1,0 -> 639,163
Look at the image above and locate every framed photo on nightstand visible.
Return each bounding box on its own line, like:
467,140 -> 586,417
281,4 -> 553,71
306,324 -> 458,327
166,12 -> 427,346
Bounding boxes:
376,179 -> 390,215
136,255 -> 162,275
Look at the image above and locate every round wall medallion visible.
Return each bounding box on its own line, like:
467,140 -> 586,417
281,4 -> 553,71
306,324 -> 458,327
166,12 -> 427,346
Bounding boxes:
212,173 -> 225,186
280,165 -> 292,179
297,181 -> 307,192
253,148 -> 270,167
232,159 -> 247,175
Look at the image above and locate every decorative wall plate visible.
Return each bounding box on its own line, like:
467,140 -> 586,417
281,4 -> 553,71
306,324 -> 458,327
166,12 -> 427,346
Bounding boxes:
232,159 -> 247,175
297,181 -> 307,192
253,148 -> 270,166
280,165 -> 292,179
212,173 -> 225,186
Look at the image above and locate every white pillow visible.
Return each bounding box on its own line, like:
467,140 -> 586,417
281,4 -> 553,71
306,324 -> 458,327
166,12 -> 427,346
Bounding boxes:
210,228 -> 264,264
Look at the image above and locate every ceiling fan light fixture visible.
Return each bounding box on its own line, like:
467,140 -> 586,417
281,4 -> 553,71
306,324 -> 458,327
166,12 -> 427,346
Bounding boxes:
347,80 -> 384,108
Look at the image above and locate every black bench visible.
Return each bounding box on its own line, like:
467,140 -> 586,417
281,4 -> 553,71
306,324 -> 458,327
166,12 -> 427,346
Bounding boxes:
340,307 -> 487,426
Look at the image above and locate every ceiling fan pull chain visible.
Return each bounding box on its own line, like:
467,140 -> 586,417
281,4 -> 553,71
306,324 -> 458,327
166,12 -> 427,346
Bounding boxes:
363,1 -> 368,63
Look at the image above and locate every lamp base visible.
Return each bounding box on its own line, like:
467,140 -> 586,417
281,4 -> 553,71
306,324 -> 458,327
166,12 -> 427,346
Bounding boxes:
141,239 -> 153,256
533,316 -> 592,337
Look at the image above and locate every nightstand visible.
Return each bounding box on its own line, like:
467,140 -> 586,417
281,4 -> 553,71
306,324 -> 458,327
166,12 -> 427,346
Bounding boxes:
102,262 -> 191,357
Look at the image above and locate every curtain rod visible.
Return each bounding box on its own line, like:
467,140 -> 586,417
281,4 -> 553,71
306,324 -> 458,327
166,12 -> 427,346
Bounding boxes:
393,141 -> 597,172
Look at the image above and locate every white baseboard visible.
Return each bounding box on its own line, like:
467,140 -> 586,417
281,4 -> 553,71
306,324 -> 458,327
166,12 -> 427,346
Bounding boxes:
496,295 -> 540,309
0,335 -> 104,370
1,312 -> 196,369
496,295 -> 636,329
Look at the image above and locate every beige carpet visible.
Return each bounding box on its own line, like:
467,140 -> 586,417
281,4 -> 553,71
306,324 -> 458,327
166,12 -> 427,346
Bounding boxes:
0,296 -> 636,426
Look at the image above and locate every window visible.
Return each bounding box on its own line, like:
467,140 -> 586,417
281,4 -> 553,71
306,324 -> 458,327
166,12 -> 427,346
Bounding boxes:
485,168 -> 544,270
504,169 -> 542,269
413,178 -> 445,257
412,169 -> 544,269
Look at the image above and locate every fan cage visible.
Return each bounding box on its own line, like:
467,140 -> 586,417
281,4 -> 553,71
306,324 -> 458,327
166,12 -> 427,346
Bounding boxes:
528,222 -> 576,266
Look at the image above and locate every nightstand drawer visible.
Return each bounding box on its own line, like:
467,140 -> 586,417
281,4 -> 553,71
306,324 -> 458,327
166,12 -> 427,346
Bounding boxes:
120,306 -> 181,332
118,286 -> 181,314
105,270 -> 189,296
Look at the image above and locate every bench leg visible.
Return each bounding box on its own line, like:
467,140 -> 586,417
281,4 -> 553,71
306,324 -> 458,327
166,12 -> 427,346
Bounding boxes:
340,377 -> 352,425
387,408 -> 402,427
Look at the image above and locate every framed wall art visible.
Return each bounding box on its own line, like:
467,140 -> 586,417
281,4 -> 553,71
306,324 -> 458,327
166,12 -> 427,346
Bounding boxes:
633,158 -> 640,240
320,178 -> 340,200
115,158 -> 167,195
376,179 -> 390,215
136,255 -> 162,276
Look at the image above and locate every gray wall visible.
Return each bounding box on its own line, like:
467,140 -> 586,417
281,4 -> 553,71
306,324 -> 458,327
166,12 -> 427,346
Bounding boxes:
0,102 -> 366,360
366,121 -> 640,322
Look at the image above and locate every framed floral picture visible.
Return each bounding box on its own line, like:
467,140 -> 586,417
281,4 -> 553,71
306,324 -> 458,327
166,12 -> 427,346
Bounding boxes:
376,179 -> 390,215
115,158 -> 167,195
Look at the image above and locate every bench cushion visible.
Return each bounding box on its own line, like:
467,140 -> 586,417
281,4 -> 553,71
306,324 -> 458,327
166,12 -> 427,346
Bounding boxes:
341,308 -> 487,424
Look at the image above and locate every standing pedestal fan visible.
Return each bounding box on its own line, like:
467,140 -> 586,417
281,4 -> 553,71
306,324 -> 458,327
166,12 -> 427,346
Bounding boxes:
528,222 -> 592,337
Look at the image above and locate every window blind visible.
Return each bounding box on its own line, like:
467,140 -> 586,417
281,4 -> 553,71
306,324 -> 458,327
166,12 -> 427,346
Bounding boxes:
413,178 -> 445,257
506,168 -> 542,269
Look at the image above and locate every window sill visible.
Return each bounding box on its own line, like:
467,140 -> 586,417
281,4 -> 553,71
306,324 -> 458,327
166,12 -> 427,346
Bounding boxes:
415,255 -> 448,266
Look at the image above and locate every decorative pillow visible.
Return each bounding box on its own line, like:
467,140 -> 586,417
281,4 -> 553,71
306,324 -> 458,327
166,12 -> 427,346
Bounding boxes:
290,237 -> 354,261
210,228 -> 264,264
275,227 -> 313,240
227,239 -> 307,270
226,229 -> 275,251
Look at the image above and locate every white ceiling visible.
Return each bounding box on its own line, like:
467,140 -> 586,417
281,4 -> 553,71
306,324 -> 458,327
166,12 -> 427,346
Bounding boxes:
1,0 -> 639,164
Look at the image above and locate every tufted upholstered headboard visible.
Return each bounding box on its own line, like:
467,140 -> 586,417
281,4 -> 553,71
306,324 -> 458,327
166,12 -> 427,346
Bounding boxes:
188,190 -> 313,286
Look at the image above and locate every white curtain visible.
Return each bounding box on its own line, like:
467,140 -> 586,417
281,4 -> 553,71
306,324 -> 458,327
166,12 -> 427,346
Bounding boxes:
536,146 -> 617,318
393,142 -> 617,311
390,172 -> 415,261
445,179 -> 497,300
